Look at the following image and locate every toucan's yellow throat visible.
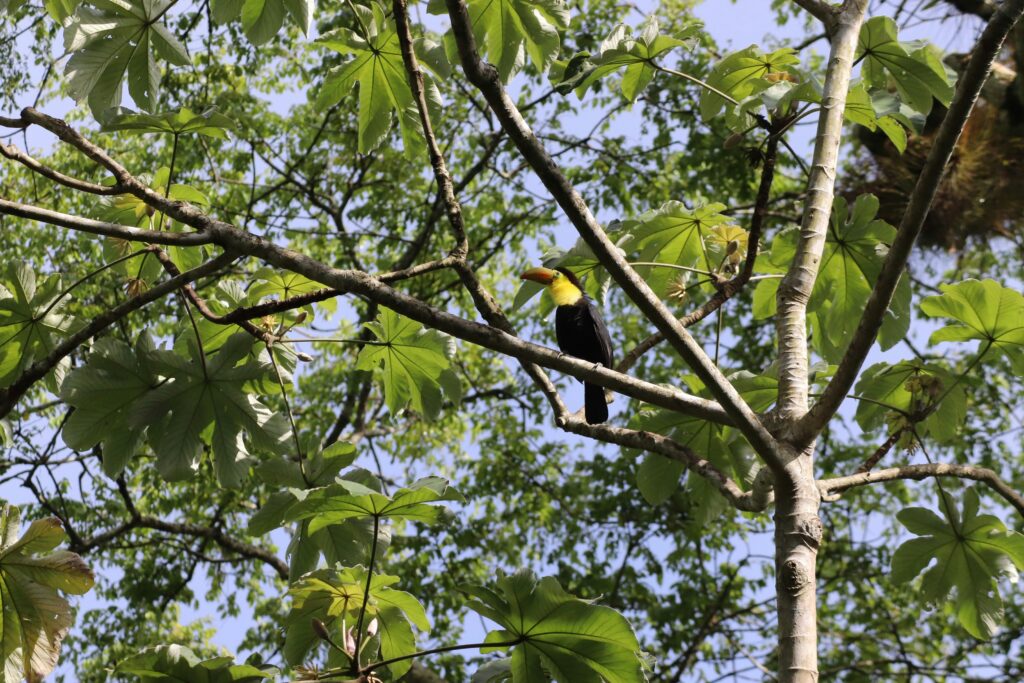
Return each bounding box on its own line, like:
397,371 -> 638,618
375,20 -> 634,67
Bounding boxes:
520,267 -> 583,306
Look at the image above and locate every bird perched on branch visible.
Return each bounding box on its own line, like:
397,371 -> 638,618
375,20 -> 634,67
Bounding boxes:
520,266 -> 613,424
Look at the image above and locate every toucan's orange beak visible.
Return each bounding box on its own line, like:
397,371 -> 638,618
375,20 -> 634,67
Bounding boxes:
520,267 -> 557,284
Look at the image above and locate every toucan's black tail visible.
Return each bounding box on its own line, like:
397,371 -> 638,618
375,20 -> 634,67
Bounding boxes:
584,382 -> 609,424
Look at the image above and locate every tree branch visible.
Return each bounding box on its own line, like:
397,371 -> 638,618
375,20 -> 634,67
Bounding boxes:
773,0 -> 867,425
791,0 -> 840,30
0,252 -> 235,419
0,198 -> 213,245
442,0 -> 783,471
819,463 -> 1024,519
797,0 -> 1024,444
392,0 -> 568,419
558,415 -> 768,512
1,142 -> 126,195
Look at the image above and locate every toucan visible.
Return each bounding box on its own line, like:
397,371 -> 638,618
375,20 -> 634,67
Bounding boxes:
520,266 -> 613,424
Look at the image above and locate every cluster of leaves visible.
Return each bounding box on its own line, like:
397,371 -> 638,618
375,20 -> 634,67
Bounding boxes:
247,455 -> 646,682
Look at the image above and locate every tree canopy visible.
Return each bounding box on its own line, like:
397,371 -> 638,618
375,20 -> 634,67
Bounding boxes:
1,0 -> 1024,681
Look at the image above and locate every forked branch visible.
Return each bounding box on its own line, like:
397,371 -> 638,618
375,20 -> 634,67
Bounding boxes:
798,0 -> 1024,444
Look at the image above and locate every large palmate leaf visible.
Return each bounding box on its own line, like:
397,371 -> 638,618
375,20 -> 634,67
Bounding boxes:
857,16 -> 954,115
455,0 -> 569,81
248,444 -> 393,580
116,644 -> 276,682
462,568 -> 646,683
920,279 -> 1024,375
315,2 -> 437,157
0,505 -> 94,682
0,263 -> 77,391
356,307 -> 456,418
60,334 -> 159,477
699,45 -> 799,120
891,488 -> 1024,639
556,16 -> 701,102
128,333 -> 291,487
63,0 -> 191,117
853,361 -> 966,443
102,107 -> 236,138
753,194 -> 911,361
621,201 -> 733,293
284,476 -> 465,532
285,566 -> 429,678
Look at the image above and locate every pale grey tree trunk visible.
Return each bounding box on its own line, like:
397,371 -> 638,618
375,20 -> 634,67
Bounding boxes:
773,2 -> 868,680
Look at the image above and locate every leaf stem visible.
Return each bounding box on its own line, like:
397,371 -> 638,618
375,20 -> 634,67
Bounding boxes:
352,514 -> 381,670
279,337 -> 389,346
181,299 -> 208,379
266,343 -> 306,480
648,60 -> 740,106
628,261 -> 718,278
358,639 -> 523,676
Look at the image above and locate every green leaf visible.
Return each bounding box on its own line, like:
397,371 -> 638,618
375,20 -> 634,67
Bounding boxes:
116,644 -> 276,681
128,333 -> 292,487
0,505 -> 94,682
285,475 -> 465,532
248,267 -> 330,305
63,0 -> 190,117
700,45 -> 799,120
61,334 -> 159,477
356,307 -> 455,418
0,263 -> 77,391
853,360 -> 966,443
43,0 -> 80,22
857,16 -> 954,115
462,568 -> 646,683
622,201 -> 732,293
892,488 -> 1024,639
241,0 -> 286,46
315,3 -> 427,156
284,566 -> 429,674
636,453 -> 684,506
556,17 -> 701,102
102,107 -> 237,138
458,0 -> 569,81
920,279 -> 1024,374
755,195 -> 909,361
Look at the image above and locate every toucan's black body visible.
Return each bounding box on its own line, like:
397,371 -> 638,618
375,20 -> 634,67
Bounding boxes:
552,268 -> 614,424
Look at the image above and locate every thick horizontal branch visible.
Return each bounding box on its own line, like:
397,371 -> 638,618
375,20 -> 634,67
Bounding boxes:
797,0 -> 1024,445
442,0 -> 782,470
0,252 -> 235,419
206,227 -> 735,424
819,463 -> 1024,519
0,198 -> 213,245
1,176 -> 729,425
